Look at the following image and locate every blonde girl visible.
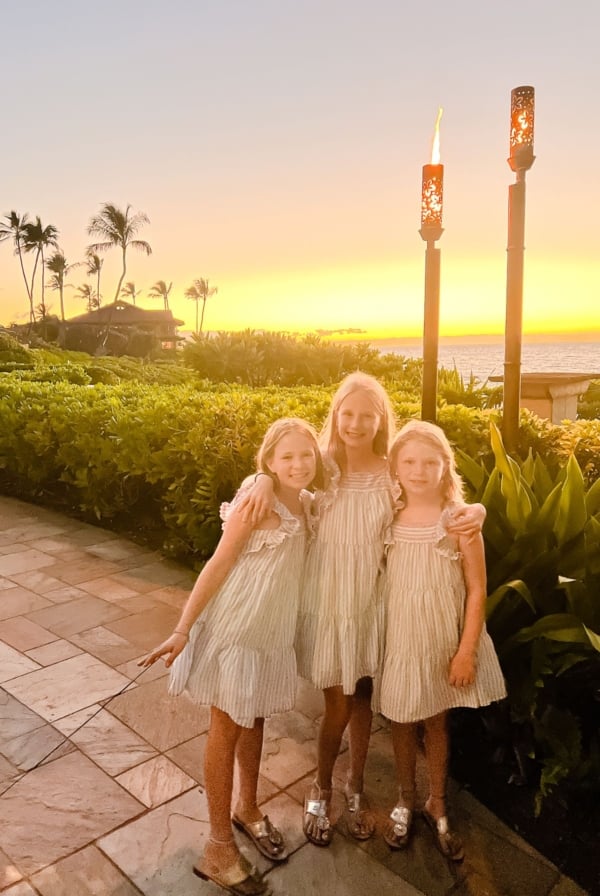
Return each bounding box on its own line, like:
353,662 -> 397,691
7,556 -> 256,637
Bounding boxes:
379,420 -> 506,861
140,418 -> 322,896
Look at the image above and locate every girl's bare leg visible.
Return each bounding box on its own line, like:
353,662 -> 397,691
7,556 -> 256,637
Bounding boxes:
344,676 -> 375,838
203,706 -> 243,868
390,720 -> 418,809
317,685 -> 354,789
233,718 -> 265,825
422,711 -> 464,860
304,685 -> 353,844
423,712 -> 449,817
382,720 -> 418,847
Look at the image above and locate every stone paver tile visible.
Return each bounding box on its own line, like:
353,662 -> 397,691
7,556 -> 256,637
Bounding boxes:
0,617 -> 57,652
2,653 -> 131,722
0,577 -> 18,591
0,847 -> 22,888
104,604 -> 180,651
23,536 -> 87,555
8,570 -> 75,595
166,734 -> 208,785
108,677 -> 210,751
116,654 -> 168,682
76,576 -> 142,601
86,539 -> 153,562
53,526 -> 117,547
267,836 -> 425,896
98,788 -> 211,896
116,754 -> 197,807
0,691 -> 46,744
0,523 -> 66,542
53,705 -> 102,737
0,754 -> 21,797
115,560 -> 194,589
1,882 -> 37,895
25,594 -> 130,637
0,751 -> 143,875
0,643 -> 42,682
261,711 -> 320,789
1,719 -> 72,772
144,585 -> 191,609
25,639 -> 83,665
0,550 -> 57,577
42,585 -> 91,605
547,876 -> 592,896
38,557 -> 124,586
0,587 -> 53,621
30,845 -> 142,896
69,625 -> 142,666
69,708 -> 157,775
0,543 -> 30,556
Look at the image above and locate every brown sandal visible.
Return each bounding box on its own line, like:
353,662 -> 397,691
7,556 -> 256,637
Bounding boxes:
194,851 -> 270,895
422,809 -> 464,862
232,814 -> 287,862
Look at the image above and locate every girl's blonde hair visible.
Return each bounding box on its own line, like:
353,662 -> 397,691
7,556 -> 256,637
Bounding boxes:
389,419 -> 464,506
319,371 -> 397,463
256,417 -> 324,490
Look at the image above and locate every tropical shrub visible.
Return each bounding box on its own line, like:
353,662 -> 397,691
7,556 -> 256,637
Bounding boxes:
457,424 -> 600,807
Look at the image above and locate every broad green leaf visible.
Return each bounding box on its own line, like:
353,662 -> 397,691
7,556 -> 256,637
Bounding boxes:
554,455 -> 587,546
585,476 -> 600,516
583,625 -> 600,652
455,448 -> 485,492
487,579 -> 536,617
489,423 -> 534,532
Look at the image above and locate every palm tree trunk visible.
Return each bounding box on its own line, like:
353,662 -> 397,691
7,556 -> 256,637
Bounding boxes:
200,298 -> 206,333
114,246 -> 127,302
195,300 -> 199,334
59,284 -> 65,321
97,270 -> 101,307
16,244 -> 34,321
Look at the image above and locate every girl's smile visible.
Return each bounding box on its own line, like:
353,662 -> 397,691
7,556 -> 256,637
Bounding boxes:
267,431 -> 317,492
337,391 -> 382,450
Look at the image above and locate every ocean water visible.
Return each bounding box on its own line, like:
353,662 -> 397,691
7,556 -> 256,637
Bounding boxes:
379,341 -> 600,384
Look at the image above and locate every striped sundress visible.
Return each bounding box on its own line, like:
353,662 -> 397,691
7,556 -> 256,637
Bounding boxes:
295,459 -> 395,694
168,494 -> 311,728
378,517 -> 506,723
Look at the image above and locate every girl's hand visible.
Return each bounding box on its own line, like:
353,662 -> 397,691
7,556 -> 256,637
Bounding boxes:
137,632 -> 189,669
236,475 -> 275,524
446,503 -> 486,538
448,650 -> 476,688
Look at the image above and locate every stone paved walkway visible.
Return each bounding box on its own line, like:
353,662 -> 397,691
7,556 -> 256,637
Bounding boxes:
0,495 -> 589,895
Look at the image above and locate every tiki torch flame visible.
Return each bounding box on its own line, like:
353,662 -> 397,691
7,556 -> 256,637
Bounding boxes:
431,107 -> 443,165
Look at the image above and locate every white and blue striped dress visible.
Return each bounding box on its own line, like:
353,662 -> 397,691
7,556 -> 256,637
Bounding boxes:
378,518 -> 506,723
169,494 -> 311,728
295,459 -> 395,694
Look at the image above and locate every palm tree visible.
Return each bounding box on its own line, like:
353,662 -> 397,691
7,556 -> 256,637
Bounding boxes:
74,283 -> 99,313
86,203 -> 152,302
46,250 -> 74,321
147,279 -> 172,310
120,281 -> 142,305
0,211 -> 34,321
85,252 -> 104,307
22,217 -> 59,320
185,278 -> 218,333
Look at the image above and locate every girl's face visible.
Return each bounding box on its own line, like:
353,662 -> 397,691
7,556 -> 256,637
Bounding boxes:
336,390 -> 381,451
267,431 -> 317,492
394,438 -> 446,500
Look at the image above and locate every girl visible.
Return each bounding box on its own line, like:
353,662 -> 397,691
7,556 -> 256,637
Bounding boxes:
379,420 -> 506,861
139,418 -> 322,896
242,373 -> 485,848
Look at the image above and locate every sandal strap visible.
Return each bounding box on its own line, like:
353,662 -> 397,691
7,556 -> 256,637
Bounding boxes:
390,804 -> 411,835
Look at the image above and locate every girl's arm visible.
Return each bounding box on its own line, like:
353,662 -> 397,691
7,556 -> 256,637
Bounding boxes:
138,507 -> 254,668
448,531 -> 487,687
235,474 -> 275,524
445,502 -> 486,539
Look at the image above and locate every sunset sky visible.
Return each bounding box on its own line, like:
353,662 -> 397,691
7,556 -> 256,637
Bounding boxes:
2,0 -> 599,342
